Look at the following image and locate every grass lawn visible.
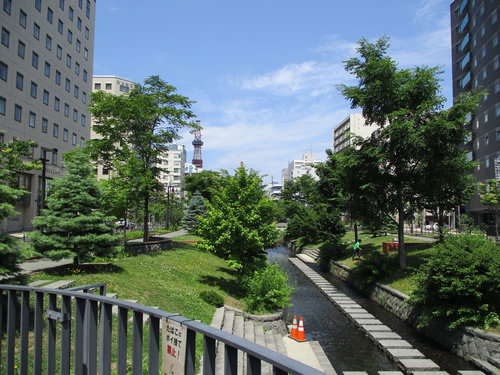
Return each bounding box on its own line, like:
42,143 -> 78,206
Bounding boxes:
27,238 -> 244,324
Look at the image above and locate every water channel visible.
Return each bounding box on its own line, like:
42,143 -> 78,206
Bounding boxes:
266,245 -> 478,373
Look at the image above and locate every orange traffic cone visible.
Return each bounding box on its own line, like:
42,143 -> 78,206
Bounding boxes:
288,315 -> 298,339
294,317 -> 307,342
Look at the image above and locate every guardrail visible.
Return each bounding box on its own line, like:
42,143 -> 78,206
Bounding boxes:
0,284 -> 327,375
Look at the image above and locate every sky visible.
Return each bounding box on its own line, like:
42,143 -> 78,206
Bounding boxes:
93,0 -> 454,184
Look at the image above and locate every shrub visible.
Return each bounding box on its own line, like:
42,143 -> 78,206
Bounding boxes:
409,233 -> 500,329
352,250 -> 398,289
200,291 -> 224,307
243,264 -> 293,313
318,240 -> 347,271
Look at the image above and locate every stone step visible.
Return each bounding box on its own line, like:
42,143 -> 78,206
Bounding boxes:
488,356 -> 500,369
43,280 -> 75,289
264,330 -> 277,352
458,371 -> 489,375
386,348 -> 425,360
222,309 -> 235,334
244,320 -> 255,343
469,357 -> 500,375
210,306 -> 225,330
273,333 -> 287,356
28,279 -> 52,287
106,292 -> 117,299
398,358 -> 440,371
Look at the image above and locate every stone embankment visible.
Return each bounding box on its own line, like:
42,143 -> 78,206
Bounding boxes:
293,244 -> 500,375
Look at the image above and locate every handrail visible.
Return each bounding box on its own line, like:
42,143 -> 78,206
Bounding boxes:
0,284 -> 327,375
67,282 -> 107,295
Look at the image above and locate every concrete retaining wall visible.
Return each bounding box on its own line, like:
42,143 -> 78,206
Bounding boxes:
125,237 -> 172,255
330,261 -> 500,364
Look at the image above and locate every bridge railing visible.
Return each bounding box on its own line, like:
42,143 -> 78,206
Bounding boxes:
0,284 -> 327,375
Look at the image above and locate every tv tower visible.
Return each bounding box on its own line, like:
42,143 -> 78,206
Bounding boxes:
191,120 -> 204,169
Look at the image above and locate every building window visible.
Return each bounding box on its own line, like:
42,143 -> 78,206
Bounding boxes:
459,14 -> 469,33
85,0 -> 90,18
80,137 -> 85,147
83,70 -> 87,82
494,56 -> 499,70
45,34 -> 52,50
0,96 -> 5,115
14,104 -> 22,122
72,132 -> 77,145
19,10 -> 27,28
68,6 -> 73,21
78,0 -> 83,9
18,40 -> 25,58
64,103 -> 69,117
56,45 -> 62,59
0,61 -> 7,81
77,17 -> 82,30
73,85 -> 79,98
30,81 -> 37,98
32,52 -> 39,68
481,47 -> 486,58
29,111 -> 36,128
55,70 -> 61,85
94,83 -> 101,90
41,118 -> 48,133
15,72 -> 23,90
58,19 -> 63,34
66,54 -> 71,68
51,151 -> 57,165
65,78 -> 70,92
1,27 -> 10,47
81,114 -> 86,126
43,90 -> 49,105
486,158 -> 490,168
47,7 -> 53,23
493,11 -> 498,24
105,83 -> 112,90
485,113 -> 489,123
496,104 -> 500,117
54,96 -> 60,111
120,85 -> 129,93
67,30 -> 72,44
63,128 -> 68,142
44,61 -> 50,77
33,23 -> 40,40
76,39 -> 81,52
496,81 -> 500,93
59,0 -> 64,9
74,62 -> 80,75
73,109 -> 78,122
35,0 -> 41,11
3,0 -> 11,14
84,26 -> 89,40
82,92 -> 86,104
84,48 -> 88,60
53,123 -> 59,138
485,135 -> 489,145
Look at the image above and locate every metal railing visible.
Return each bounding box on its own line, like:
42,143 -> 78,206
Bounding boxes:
0,284 -> 327,375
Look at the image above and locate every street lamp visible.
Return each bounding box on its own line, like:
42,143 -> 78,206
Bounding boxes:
38,147 -> 58,215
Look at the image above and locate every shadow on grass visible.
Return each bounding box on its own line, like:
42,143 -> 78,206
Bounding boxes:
199,275 -> 246,299
171,241 -> 197,251
42,263 -> 124,276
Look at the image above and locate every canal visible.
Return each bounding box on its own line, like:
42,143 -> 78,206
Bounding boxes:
266,245 -> 478,373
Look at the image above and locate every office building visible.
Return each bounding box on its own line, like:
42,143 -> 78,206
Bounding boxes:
282,153 -> 322,183
0,0 -> 96,232
158,143 -> 186,199
450,0 -> 500,223
332,114 -> 378,153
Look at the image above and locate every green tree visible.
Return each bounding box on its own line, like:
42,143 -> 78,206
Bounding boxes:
0,137 -> 39,276
31,150 -> 120,265
338,37 -> 480,269
183,170 -> 225,202
182,191 -> 206,233
479,179 -> 500,237
197,164 -> 279,275
88,75 -> 196,241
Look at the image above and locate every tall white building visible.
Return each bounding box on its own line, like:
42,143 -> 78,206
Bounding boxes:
332,114 -> 378,153
158,143 -> 186,199
282,153 -> 322,183
1,0 -> 96,232
90,75 -> 135,180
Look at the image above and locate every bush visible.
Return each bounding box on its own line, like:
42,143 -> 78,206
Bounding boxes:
409,233 -> 500,329
242,264 -> 293,313
318,240 -> 347,271
352,250 -> 398,289
200,290 -> 224,307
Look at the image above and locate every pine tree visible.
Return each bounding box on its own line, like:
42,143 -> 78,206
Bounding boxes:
31,150 -> 120,265
182,191 -> 206,233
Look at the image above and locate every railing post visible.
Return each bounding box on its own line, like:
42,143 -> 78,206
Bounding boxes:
83,299 -> 98,375
74,297 -> 86,375
6,290 -> 16,375
20,291 -> 30,375
34,292 -> 44,375
61,295 -> 72,375
148,316 -> 160,375
47,293 -> 57,374
225,344 -> 238,375
203,336 -> 216,375
117,307 -> 128,375
98,302 -> 112,375
0,291 -> 3,370
247,354 -> 261,375
185,328 -> 196,375
132,311 -> 143,375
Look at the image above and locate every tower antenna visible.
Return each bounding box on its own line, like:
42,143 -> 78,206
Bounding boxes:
191,120 -> 204,169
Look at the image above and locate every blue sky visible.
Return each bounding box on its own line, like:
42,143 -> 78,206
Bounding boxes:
93,0 -> 453,183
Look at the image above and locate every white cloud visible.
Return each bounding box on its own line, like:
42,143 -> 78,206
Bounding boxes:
413,0 -> 446,24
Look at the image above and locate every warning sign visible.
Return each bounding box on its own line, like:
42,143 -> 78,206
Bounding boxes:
162,318 -> 187,375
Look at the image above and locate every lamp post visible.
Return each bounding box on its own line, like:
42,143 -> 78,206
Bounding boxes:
166,184 -> 175,229
38,147 -> 57,215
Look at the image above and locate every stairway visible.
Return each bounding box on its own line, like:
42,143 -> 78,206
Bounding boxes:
206,305 -> 336,375
299,247 -> 320,263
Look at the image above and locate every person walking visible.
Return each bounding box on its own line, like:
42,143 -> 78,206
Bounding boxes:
352,238 -> 362,260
